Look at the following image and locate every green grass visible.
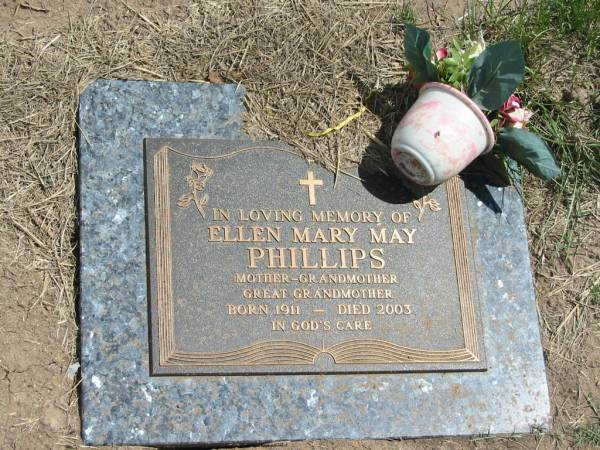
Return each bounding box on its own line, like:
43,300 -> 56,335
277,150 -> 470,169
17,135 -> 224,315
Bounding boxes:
460,0 -> 600,252
575,425 -> 600,446
573,373 -> 600,446
393,2 -> 418,25
463,0 -> 600,58
531,0 -> 600,58
526,97 -> 600,251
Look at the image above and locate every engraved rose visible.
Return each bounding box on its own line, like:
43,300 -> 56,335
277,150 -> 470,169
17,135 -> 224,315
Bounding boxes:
413,195 -> 442,222
177,163 -> 213,218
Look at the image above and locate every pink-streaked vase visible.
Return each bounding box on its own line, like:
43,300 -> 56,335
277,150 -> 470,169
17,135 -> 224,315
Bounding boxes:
391,82 -> 495,185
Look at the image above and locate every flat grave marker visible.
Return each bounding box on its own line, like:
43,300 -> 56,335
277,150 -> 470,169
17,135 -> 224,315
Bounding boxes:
78,80 -> 550,446
144,138 -> 485,375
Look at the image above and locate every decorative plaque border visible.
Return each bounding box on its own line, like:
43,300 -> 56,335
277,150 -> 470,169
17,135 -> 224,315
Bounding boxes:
152,146 -> 481,368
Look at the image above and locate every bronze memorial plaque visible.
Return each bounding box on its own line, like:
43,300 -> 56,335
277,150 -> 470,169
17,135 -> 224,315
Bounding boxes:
144,139 -> 486,375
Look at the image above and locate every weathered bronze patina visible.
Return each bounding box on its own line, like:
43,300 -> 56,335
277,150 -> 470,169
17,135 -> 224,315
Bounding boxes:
144,139 -> 486,375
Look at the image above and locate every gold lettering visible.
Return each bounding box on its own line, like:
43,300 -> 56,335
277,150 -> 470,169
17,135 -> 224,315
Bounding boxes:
390,211 -> 404,223
208,225 -> 281,243
329,227 -> 343,243
311,210 -> 383,223
344,227 -> 358,242
289,247 -> 299,268
213,208 -> 230,221
312,210 -> 326,222
339,247 -> 349,268
208,226 -> 222,241
242,288 -> 287,299
369,227 -> 416,244
369,228 -> 386,244
337,304 -> 371,315
350,248 -> 366,268
247,247 -> 264,268
389,228 -> 405,244
267,248 -> 286,268
280,210 -> 291,222
331,211 -> 350,222
235,273 -> 290,283
244,247 -> 386,270
370,248 -> 385,269
336,320 -> 372,331
313,228 -> 327,243
251,226 -> 265,242
300,247 -> 319,269
292,226 -> 358,243
292,227 -> 310,243
290,320 -> 331,331
228,226 -> 247,242
238,209 -> 303,222
319,247 -> 338,269
272,320 -> 286,331
227,304 -> 269,315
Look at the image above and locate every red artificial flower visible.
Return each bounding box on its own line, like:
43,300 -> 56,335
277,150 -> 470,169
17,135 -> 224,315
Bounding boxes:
435,47 -> 449,60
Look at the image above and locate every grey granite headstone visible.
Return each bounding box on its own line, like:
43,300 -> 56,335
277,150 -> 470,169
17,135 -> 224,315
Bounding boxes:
79,80 -> 550,446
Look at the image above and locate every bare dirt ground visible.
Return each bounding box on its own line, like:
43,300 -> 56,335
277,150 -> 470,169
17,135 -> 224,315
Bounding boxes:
0,1 -> 598,449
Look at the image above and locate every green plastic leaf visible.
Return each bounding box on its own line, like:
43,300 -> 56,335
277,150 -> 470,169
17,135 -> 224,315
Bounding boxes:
464,40 -> 485,69
497,127 -> 561,180
449,71 -> 462,83
404,24 -> 439,83
467,41 -> 525,110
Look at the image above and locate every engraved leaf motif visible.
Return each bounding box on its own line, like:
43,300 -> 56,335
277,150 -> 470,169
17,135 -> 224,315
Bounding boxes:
198,194 -> 209,206
427,198 -> 441,212
195,194 -> 209,218
412,199 -> 424,222
177,192 -> 194,208
185,175 -> 195,189
412,196 -> 441,222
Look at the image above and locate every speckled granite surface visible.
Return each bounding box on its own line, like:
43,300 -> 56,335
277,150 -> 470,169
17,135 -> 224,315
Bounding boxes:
79,80 -> 550,446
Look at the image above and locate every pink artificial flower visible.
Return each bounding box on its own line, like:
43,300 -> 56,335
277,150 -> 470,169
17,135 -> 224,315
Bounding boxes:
505,108 -> 533,128
499,94 -> 521,114
436,48 -> 449,60
498,94 -> 532,128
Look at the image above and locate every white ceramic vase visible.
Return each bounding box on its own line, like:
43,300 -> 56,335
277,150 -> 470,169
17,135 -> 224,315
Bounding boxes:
390,82 -> 495,185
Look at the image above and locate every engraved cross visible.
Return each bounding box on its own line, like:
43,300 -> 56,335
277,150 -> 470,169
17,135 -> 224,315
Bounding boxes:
298,170 -> 323,206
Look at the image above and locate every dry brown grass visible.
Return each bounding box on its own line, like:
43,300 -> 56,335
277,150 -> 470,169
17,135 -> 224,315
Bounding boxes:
0,1 -> 598,448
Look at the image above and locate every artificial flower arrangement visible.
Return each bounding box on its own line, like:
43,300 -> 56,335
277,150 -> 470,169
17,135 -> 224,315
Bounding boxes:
390,24 -> 561,186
